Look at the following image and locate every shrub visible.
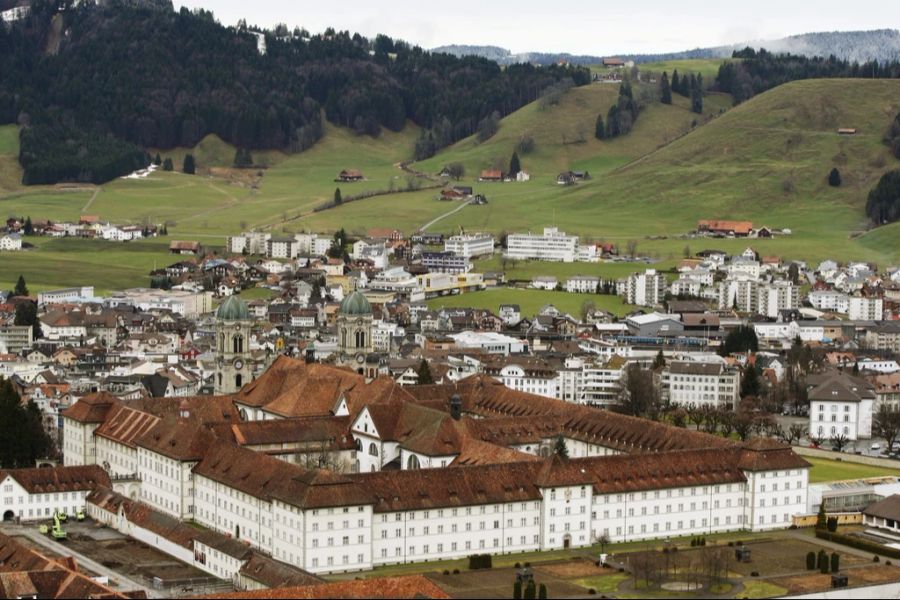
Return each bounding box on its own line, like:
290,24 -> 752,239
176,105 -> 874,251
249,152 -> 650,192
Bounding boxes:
888,560 -> 893,565
827,517 -> 838,532
806,551 -> 816,570
751,571 -> 759,577
468,554 -> 493,570
817,550 -> 829,572
453,569 -> 460,574
443,570 -> 450,575
875,556 -> 881,563
816,530 -> 900,559
588,589 -> 597,595
831,552 -> 840,573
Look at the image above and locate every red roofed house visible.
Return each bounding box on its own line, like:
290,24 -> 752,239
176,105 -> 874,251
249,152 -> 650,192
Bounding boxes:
479,169 -> 503,182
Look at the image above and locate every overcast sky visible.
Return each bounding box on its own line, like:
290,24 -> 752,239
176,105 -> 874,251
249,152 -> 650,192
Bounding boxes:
175,1 -> 900,55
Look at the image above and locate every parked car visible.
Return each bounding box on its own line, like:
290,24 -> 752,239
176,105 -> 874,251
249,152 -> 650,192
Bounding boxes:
871,443 -> 882,451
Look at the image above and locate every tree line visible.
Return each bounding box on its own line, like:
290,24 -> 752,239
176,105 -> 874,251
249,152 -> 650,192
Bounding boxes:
714,47 -> 900,104
0,2 -> 588,183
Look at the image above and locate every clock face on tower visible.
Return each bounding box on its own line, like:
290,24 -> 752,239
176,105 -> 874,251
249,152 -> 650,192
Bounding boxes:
234,359 -> 244,370
355,353 -> 365,364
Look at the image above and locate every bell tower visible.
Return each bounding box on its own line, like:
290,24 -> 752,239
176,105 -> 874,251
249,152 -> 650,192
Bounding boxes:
336,290 -> 373,373
214,296 -> 252,394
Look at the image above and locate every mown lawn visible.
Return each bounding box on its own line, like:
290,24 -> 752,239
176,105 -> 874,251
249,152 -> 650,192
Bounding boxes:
806,457 -> 900,483
425,288 -> 635,318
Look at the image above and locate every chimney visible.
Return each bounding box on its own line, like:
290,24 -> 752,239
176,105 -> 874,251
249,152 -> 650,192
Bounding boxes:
449,394 -> 462,420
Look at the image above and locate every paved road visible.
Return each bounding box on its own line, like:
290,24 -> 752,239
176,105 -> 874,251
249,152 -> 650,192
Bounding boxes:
420,197 -> 476,232
1,524 -> 158,598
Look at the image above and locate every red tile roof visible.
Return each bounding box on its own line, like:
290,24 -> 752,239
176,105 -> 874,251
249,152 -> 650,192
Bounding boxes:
194,574 -> 450,599
0,465 -> 110,495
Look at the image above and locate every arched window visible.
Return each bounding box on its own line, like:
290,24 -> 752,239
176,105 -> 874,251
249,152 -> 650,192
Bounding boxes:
355,330 -> 366,348
233,335 -> 244,354
217,373 -> 222,386
407,454 -> 420,470
235,374 -> 243,388
368,443 -> 379,457
355,438 -> 362,451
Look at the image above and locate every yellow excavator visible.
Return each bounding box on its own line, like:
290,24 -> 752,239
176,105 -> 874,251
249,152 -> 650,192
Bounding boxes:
50,512 -> 67,540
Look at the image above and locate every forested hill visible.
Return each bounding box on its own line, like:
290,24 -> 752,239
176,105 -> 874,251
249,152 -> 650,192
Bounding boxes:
714,47 -> 900,104
0,1 -> 589,185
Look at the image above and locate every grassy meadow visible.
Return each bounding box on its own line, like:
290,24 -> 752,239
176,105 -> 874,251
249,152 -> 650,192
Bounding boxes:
425,288 -> 635,318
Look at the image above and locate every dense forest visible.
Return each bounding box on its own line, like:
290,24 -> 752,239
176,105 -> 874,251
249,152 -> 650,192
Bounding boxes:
866,170 -> 900,225
714,47 -> 900,104
0,1 -> 589,184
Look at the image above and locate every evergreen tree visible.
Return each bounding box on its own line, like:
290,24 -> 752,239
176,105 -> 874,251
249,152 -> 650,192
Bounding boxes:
594,114 -> 605,140
554,435 -> 569,458
538,583 -> 547,600
828,167 -> 842,187
691,73 -> 703,114
508,151 -> 521,177
513,581 -> 522,600
0,379 -> 51,468
671,70 -> 681,96
23,217 -> 33,236
163,157 -> 174,171
524,580 -> 536,600
740,365 -> 762,398
334,188 -> 342,205
13,275 -> 28,297
660,71 -> 672,104
183,153 -> 196,174
14,301 -> 41,341
416,359 -> 434,385
816,501 -> 827,530
830,552 -> 840,573
153,152 -> 161,165
234,148 -> 253,168
720,325 -> 759,355
653,349 -> 666,370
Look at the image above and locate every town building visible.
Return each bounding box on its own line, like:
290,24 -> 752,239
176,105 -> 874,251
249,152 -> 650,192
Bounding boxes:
443,234 -> 494,258
506,228 -> 578,262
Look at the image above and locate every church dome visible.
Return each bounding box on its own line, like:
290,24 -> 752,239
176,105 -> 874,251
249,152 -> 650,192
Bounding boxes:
340,291 -> 372,316
216,296 -> 250,321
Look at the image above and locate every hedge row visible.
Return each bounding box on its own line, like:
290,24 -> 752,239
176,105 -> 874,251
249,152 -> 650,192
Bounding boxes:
815,529 -> 900,559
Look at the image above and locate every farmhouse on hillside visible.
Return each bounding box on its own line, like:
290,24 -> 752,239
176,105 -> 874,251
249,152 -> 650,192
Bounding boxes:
169,240 -> 201,255
335,169 -> 364,182
697,220 -> 754,237
479,169 -> 503,182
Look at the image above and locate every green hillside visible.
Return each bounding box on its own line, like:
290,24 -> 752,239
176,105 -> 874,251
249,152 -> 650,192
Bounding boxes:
423,78 -> 900,264
2,73 -> 899,294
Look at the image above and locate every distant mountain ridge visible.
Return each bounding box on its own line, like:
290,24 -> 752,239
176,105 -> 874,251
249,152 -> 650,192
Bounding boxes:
433,29 -> 900,65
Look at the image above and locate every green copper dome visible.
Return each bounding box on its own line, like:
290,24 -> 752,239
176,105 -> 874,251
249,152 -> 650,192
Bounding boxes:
216,296 -> 250,321
340,290 -> 372,316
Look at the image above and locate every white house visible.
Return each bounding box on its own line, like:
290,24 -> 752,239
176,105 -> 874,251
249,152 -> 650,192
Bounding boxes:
0,233 -> 22,251
808,372 -> 876,441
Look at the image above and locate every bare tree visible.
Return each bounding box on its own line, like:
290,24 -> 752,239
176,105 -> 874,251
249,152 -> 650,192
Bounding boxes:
830,433 -> 851,453
626,239 -> 639,259
873,405 -> 900,452
700,405 -> 721,434
616,364 -> 661,418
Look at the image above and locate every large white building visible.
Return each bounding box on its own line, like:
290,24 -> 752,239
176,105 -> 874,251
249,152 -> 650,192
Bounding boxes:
444,234 -> 494,258
848,296 -> 883,321
60,361 -> 811,577
756,281 -> 800,318
506,227 -> 578,262
662,360 -> 741,409
620,270 -> 667,307
808,372 -> 876,441
0,465 -> 110,522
